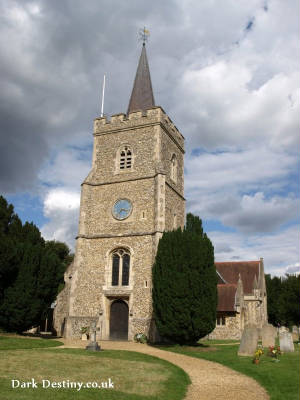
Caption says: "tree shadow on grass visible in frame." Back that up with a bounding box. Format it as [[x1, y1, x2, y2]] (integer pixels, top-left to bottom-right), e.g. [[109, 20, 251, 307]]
[[150, 342, 217, 352]]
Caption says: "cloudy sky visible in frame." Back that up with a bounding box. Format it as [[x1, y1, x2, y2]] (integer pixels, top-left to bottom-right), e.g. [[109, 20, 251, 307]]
[[1, 0, 299, 276]]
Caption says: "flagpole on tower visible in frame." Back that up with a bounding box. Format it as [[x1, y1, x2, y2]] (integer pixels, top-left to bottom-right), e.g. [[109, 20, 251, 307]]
[[100, 74, 106, 117]]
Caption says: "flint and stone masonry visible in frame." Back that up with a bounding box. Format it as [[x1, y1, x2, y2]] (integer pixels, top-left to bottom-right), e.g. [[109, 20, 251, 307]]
[[53, 43, 268, 341], [55, 106, 185, 340]]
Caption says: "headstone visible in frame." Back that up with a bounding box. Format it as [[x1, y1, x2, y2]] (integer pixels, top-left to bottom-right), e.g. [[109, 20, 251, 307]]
[[279, 326, 288, 334], [86, 321, 101, 351], [279, 331, 294, 352], [261, 324, 276, 348], [257, 327, 262, 341], [238, 325, 258, 356], [292, 326, 299, 342]]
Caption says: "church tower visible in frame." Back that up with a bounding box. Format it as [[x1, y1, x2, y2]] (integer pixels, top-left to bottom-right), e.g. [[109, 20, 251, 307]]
[[62, 41, 185, 340]]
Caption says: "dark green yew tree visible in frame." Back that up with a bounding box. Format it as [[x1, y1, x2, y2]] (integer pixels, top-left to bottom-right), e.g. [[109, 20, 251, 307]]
[[152, 213, 217, 344], [0, 196, 23, 304], [0, 196, 72, 332]]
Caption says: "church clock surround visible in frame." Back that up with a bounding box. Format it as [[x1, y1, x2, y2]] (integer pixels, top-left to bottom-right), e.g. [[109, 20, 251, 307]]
[[112, 199, 132, 220]]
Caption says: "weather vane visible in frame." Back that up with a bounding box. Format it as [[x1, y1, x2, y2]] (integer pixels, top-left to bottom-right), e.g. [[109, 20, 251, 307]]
[[139, 27, 150, 45]]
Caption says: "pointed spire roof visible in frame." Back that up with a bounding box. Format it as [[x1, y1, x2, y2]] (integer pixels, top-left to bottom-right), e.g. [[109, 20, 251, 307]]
[[127, 44, 155, 114], [253, 274, 258, 290]]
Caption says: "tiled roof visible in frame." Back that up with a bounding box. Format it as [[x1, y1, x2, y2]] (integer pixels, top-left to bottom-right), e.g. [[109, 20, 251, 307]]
[[217, 284, 237, 312], [215, 261, 259, 294]]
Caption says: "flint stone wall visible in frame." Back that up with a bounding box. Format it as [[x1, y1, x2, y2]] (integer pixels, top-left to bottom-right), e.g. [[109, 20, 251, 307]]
[[209, 313, 241, 340], [58, 107, 185, 340]]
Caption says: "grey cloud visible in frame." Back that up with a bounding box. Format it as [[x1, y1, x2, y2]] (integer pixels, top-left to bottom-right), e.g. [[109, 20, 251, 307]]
[[210, 225, 300, 276], [1, 0, 275, 194], [0, 0, 182, 193], [206, 196, 241, 216], [1, 1, 299, 277], [216, 244, 233, 253], [285, 265, 300, 275]]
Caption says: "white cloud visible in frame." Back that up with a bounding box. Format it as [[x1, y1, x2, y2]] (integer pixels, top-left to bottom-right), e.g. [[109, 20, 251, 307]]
[[186, 147, 297, 193], [285, 263, 300, 275], [170, 0, 300, 152], [43, 189, 80, 214], [39, 145, 91, 250], [213, 192, 298, 233], [174, 66, 299, 151], [210, 225, 300, 276], [39, 146, 92, 189], [41, 188, 80, 250], [185, 145, 299, 234], [0, 0, 298, 275]]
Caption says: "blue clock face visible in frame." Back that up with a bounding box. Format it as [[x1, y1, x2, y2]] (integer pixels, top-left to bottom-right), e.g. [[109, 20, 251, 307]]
[[112, 199, 132, 220]]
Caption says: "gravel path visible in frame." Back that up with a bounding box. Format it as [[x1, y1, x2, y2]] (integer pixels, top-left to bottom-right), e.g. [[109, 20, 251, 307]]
[[60, 339, 269, 400]]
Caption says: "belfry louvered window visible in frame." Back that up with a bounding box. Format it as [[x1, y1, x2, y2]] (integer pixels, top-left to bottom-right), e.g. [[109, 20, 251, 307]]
[[120, 147, 132, 170], [111, 249, 130, 286]]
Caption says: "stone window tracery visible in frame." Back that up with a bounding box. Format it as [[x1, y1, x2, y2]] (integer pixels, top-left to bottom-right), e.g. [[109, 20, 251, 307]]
[[111, 249, 130, 286]]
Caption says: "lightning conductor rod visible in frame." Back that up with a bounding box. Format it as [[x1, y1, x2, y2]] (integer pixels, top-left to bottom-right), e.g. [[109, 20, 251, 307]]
[[100, 74, 106, 117]]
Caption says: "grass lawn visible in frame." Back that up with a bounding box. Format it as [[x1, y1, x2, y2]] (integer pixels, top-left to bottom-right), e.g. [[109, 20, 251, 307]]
[[199, 339, 240, 345], [0, 336, 190, 400], [157, 342, 300, 400], [0, 335, 63, 350]]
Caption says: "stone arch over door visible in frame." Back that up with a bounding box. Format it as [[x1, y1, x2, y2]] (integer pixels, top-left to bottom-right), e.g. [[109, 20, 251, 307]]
[[110, 299, 129, 340]]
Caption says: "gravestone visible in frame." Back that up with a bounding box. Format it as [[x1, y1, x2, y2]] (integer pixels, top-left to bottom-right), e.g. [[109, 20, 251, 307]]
[[292, 326, 299, 342], [86, 321, 101, 351], [279, 331, 294, 352], [279, 326, 288, 334], [257, 327, 262, 341], [238, 325, 258, 356], [262, 324, 276, 348]]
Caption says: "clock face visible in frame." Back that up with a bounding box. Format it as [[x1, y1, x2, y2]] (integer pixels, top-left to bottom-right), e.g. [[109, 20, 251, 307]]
[[112, 199, 132, 220]]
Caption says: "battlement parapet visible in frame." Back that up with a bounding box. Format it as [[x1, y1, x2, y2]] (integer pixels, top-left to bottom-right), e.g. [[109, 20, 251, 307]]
[[93, 106, 184, 149]]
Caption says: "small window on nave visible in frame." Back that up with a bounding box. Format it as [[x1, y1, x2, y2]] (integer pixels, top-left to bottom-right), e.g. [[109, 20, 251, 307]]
[[216, 315, 226, 326], [111, 248, 131, 286], [120, 146, 132, 170]]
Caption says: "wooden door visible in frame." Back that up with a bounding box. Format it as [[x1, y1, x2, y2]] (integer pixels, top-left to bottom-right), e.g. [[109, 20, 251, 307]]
[[110, 300, 129, 340]]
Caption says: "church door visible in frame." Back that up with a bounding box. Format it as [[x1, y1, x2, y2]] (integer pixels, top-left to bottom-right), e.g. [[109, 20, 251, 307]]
[[110, 300, 129, 340]]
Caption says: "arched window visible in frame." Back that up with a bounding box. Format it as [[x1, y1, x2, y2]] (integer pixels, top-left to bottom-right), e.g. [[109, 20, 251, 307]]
[[171, 154, 177, 183], [111, 249, 130, 286], [120, 146, 132, 170]]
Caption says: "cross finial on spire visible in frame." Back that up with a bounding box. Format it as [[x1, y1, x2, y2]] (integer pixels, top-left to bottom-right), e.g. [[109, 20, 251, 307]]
[[139, 27, 150, 46]]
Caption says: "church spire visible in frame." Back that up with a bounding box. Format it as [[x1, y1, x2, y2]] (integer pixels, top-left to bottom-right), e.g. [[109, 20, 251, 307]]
[[127, 32, 155, 115]]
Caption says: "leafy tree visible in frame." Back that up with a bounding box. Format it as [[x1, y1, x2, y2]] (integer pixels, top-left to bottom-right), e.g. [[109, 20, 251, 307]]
[[266, 273, 300, 327], [278, 274, 300, 327], [45, 240, 74, 293], [0, 196, 23, 304], [152, 213, 217, 344], [265, 274, 282, 326], [0, 196, 72, 332]]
